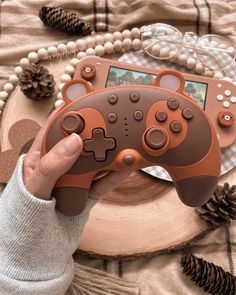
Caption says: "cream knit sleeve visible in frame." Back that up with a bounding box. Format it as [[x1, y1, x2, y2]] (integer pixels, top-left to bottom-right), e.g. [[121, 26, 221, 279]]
[[0, 154, 97, 295]]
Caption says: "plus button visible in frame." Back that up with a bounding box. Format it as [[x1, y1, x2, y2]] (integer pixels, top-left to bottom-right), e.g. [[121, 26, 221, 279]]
[[83, 128, 116, 161]]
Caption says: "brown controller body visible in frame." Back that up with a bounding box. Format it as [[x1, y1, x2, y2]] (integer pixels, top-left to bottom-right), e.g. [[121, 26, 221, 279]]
[[41, 72, 221, 216], [74, 56, 236, 149]]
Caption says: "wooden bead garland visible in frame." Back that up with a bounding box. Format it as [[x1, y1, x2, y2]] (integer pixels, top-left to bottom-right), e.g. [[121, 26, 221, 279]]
[[0, 26, 235, 116]]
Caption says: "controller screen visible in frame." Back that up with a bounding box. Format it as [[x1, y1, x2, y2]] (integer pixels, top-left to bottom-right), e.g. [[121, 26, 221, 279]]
[[106, 66, 208, 110]]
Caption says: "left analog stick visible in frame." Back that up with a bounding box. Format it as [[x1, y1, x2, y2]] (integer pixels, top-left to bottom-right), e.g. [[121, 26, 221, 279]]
[[61, 112, 85, 134]]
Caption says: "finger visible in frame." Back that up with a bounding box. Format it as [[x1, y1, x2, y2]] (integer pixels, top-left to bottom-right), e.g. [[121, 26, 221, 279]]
[[28, 103, 65, 154], [90, 170, 132, 199], [25, 133, 83, 200]]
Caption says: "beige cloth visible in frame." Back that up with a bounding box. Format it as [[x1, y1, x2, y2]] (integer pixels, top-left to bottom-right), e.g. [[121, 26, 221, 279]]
[[1, 0, 236, 294]]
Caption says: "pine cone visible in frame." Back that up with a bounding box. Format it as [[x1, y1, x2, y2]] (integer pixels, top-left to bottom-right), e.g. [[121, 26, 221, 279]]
[[39, 6, 93, 36], [19, 65, 55, 100], [196, 183, 236, 227], [181, 254, 236, 295]]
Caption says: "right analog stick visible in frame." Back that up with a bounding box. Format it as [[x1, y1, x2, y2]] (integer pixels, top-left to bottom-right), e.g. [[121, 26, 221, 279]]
[[145, 127, 168, 150], [61, 112, 85, 134]]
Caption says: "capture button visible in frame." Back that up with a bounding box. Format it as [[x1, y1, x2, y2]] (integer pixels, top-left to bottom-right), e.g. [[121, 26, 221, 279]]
[[155, 110, 167, 122], [108, 94, 118, 104], [170, 121, 182, 133], [217, 111, 235, 128], [145, 128, 168, 150], [182, 108, 193, 120], [130, 92, 140, 102], [61, 112, 85, 134], [80, 64, 96, 81], [167, 98, 179, 110]]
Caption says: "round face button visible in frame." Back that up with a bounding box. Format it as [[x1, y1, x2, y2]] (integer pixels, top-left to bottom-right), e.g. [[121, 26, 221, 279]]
[[61, 113, 85, 134], [107, 112, 117, 123], [108, 94, 118, 104], [167, 98, 179, 110], [217, 111, 235, 128], [155, 110, 168, 122], [133, 110, 143, 121], [170, 120, 182, 133], [129, 92, 140, 102], [145, 128, 168, 150], [224, 90, 231, 96], [216, 94, 224, 101], [230, 96, 236, 103], [182, 108, 193, 120], [80, 64, 96, 81], [223, 101, 230, 108]]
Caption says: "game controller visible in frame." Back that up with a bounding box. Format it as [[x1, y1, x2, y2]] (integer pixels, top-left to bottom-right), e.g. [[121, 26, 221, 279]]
[[74, 56, 236, 149], [41, 70, 221, 216]]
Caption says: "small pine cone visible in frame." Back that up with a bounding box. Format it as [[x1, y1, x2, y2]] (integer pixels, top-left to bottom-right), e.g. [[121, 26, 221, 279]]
[[19, 65, 55, 100], [181, 254, 236, 295], [196, 182, 236, 227], [39, 6, 93, 36]]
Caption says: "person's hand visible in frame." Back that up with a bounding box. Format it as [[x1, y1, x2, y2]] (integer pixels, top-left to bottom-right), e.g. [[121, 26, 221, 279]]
[[23, 105, 131, 201]]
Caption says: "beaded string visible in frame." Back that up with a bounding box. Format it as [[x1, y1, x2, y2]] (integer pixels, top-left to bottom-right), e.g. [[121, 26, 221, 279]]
[[0, 26, 234, 116]]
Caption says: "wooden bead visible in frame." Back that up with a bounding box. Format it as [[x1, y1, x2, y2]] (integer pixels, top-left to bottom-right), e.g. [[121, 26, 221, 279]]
[[104, 33, 113, 43], [48, 46, 57, 56], [55, 100, 64, 108], [9, 75, 19, 84], [3, 83, 14, 93], [76, 39, 86, 51], [38, 48, 48, 60], [28, 52, 39, 63], [123, 38, 132, 51], [58, 83, 65, 91], [66, 41, 76, 52], [57, 92, 63, 100], [177, 54, 187, 65], [169, 50, 178, 62], [20, 58, 30, 68], [0, 91, 8, 101], [160, 47, 170, 58], [113, 32, 122, 41], [204, 70, 214, 77], [86, 37, 96, 48], [114, 40, 123, 52], [213, 72, 224, 79], [186, 57, 196, 69], [70, 58, 79, 67], [131, 27, 140, 39], [57, 44, 67, 54], [95, 45, 105, 56], [61, 74, 71, 82], [195, 62, 205, 74], [14, 66, 23, 75], [104, 42, 114, 54], [95, 35, 104, 45], [132, 39, 142, 50], [85, 48, 96, 56], [65, 65, 75, 75], [77, 51, 87, 59], [122, 29, 131, 39], [151, 44, 160, 56]]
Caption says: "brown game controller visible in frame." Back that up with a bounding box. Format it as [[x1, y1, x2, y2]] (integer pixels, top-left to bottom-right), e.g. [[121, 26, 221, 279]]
[[41, 70, 221, 216], [74, 56, 236, 149]]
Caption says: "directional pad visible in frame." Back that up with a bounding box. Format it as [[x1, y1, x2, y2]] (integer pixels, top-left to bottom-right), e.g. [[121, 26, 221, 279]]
[[83, 128, 116, 161]]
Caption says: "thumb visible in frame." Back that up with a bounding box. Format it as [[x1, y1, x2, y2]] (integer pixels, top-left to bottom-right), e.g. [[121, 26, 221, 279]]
[[27, 133, 83, 200]]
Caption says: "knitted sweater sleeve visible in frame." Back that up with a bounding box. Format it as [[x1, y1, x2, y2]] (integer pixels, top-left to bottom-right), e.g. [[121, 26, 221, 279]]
[[0, 154, 97, 295]]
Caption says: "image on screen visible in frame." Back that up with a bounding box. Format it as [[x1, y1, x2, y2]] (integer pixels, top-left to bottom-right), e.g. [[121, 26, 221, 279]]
[[106, 66, 208, 110], [106, 66, 156, 86], [184, 81, 208, 109]]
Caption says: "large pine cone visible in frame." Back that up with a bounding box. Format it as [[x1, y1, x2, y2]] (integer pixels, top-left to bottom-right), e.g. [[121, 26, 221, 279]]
[[39, 6, 93, 36], [19, 65, 55, 100], [181, 253, 236, 295], [196, 183, 236, 227]]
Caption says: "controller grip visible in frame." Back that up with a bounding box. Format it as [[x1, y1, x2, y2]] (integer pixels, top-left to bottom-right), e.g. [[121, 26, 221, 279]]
[[174, 176, 218, 207], [53, 187, 89, 216]]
